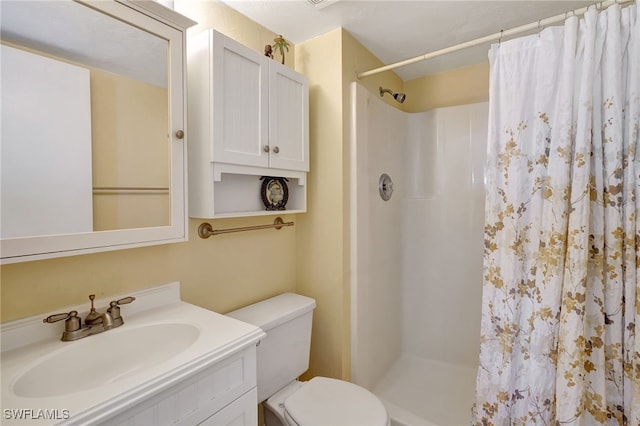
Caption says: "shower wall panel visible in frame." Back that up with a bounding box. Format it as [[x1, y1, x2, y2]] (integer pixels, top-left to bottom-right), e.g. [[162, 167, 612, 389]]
[[351, 81, 488, 390], [350, 83, 405, 390], [402, 103, 487, 367]]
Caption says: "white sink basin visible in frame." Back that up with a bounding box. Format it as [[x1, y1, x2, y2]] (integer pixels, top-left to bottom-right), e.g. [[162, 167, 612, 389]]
[[12, 323, 199, 398], [1, 283, 265, 426]]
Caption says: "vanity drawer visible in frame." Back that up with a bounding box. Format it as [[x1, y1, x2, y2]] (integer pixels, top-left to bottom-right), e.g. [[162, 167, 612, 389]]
[[105, 345, 257, 426], [198, 388, 257, 426]]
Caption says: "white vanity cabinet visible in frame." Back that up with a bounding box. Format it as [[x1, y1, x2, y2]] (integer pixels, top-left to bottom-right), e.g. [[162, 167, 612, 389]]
[[188, 29, 309, 218], [104, 346, 258, 426]]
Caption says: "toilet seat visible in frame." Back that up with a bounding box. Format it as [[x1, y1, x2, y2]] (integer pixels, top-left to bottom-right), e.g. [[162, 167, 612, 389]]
[[283, 377, 388, 426]]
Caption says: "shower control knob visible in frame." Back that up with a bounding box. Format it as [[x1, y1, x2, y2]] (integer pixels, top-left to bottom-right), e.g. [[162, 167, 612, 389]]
[[273, 146, 280, 154], [379, 173, 394, 201], [263, 145, 270, 153]]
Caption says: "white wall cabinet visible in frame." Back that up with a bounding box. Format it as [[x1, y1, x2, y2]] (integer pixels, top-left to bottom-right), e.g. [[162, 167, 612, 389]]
[[268, 63, 309, 171], [188, 29, 309, 218], [0, 0, 194, 264]]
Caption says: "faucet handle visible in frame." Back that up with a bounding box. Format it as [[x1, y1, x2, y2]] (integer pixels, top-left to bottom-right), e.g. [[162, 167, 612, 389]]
[[114, 296, 135, 305], [107, 296, 136, 312], [107, 296, 135, 326], [43, 310, 77, 323], [43, 310, 81, 332], [108, 296, 135, 313]]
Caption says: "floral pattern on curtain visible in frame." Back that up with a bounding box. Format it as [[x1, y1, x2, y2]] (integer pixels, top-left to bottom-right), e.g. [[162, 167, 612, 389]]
[[474, 3, 639, 425]]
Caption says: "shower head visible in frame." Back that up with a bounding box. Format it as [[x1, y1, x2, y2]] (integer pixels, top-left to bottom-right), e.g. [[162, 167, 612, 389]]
[[379, 86, 406, 104]]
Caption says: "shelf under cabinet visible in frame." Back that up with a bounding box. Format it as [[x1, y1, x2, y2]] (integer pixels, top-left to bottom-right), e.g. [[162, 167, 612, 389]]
[[208, 168, 306, 218]]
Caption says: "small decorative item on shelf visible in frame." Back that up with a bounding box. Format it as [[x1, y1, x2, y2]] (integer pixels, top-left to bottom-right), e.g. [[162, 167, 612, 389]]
[[264, 44, 273, 59], [271, 35, 290, 65], [260, 176, 289, 211]]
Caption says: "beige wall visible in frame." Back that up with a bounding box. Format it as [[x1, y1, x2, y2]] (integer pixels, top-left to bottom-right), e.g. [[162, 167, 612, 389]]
[[404, 62, 489, 112], [0, 0, 489, 387], [1, 215, 297, 321], [0, 1, 298, 323], [175, 0, 294, 69], [294, 29, 346, 380]]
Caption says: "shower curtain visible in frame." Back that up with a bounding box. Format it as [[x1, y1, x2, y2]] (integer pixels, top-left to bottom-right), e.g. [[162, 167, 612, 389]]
[[474, 3, 639, 425]]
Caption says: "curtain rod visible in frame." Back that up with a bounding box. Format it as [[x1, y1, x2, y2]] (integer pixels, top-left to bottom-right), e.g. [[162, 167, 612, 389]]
[[357, 0, 634, 79]]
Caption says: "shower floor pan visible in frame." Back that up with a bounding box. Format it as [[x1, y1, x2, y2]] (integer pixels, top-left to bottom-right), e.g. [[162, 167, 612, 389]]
[[373, 354, 477, 426]]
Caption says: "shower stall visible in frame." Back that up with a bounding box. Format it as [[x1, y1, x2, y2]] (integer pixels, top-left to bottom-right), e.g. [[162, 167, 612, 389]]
[[350, 82, 487, 426]]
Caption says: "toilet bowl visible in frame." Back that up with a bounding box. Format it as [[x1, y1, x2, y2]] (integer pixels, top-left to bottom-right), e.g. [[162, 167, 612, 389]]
[[227, 293, 388, 426]]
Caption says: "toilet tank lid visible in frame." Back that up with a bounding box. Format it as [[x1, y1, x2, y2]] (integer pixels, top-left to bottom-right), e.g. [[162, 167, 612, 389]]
[[226, 293, 316, 331]]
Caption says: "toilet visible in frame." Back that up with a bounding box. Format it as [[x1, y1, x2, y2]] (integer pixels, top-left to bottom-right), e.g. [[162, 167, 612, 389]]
[[227, 293, 389, 426]]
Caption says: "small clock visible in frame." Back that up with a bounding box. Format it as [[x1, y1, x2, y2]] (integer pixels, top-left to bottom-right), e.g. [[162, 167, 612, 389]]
[[260, 176, 289, 211]]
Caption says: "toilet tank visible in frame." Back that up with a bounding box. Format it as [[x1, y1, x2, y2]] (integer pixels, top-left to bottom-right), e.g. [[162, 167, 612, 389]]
[[226, 293, 316, 402]]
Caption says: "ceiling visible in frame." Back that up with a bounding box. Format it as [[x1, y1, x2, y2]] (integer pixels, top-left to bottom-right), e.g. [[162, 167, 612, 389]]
[[220, 0, 592, 81]]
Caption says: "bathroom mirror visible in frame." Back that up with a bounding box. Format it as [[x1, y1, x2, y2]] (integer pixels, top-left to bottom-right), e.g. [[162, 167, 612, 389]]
[[0, 0, 192, 263]]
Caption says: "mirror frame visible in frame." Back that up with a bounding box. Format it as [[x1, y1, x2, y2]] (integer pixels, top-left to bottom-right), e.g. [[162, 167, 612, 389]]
[[0, 0, 195, 264]]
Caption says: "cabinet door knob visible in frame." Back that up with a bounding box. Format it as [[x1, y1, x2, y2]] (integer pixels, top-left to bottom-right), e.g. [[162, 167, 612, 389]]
[[175, 130, 184, 139], [273, 146, 280, 154], [263, 145, 270, 153]]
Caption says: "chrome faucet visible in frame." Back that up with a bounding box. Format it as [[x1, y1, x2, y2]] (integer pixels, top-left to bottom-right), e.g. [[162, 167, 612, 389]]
[[43, 294, 135, 342]]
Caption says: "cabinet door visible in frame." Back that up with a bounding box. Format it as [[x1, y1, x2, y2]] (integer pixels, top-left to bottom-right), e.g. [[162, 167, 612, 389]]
[[269, 62, 309, 171], [213, 32, 269, 168], [0, 0, 192, 264]]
